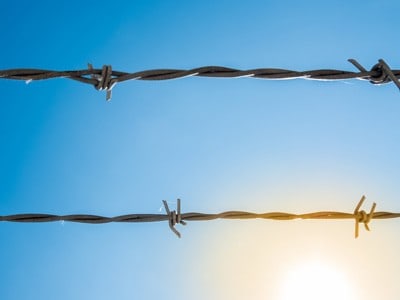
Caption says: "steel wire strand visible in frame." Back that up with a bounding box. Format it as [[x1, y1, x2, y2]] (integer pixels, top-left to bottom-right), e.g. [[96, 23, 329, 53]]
[[1, 196, 400, 238], [1, 59, 399, 100]]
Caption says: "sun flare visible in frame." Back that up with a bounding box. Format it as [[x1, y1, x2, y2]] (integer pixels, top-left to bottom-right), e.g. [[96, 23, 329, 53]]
[[280, 259, 356, 300]]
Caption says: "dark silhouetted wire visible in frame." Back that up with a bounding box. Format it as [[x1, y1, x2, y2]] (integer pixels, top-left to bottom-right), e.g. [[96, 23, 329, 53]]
[[1, 197, 399, 238], [1, 59, 399, 100]]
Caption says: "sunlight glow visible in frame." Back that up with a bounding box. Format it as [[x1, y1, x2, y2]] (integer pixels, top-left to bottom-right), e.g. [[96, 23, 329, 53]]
[[280, 259, 357, 300]]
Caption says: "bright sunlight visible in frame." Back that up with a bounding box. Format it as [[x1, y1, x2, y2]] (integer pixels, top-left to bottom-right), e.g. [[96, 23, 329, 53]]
[[279, 259, 357, 300]]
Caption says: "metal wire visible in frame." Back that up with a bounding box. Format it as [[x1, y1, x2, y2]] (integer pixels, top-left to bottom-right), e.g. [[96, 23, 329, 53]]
[[1, 59, 399, 100], [2, 196, 399, 238]]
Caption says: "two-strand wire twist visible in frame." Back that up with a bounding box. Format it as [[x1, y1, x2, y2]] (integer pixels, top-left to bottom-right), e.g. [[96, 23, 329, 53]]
[[1, 59, 399, 100], [1, 196, 400, 238]]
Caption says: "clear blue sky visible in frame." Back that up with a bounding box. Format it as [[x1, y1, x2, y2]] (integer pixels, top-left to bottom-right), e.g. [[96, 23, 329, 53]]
[[1, 1, 400, 299]]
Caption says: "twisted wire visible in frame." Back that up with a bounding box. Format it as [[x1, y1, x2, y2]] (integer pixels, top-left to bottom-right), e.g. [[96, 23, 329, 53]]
[[1, 59, 399, 100], [2, 197, 400, 238]]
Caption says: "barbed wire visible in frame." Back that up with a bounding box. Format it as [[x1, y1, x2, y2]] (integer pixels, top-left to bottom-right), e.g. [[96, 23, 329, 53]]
[[2, 196, 399, 238], [1, 59, 399, 100]]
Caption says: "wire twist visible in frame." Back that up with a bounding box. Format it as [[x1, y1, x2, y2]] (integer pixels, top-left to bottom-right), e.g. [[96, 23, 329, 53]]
[[1, 59, 399, 100], [1, 196, 400, 238]]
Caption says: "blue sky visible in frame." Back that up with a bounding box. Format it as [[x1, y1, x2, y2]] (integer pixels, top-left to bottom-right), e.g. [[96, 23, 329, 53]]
[[1, 1, 400, 299]]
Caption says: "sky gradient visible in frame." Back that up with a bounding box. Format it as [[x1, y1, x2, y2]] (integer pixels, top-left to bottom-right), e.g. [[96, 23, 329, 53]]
[[1, 1, 400, 299]]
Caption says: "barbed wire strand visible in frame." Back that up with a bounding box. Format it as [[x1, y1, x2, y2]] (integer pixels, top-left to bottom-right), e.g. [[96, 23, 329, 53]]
[[1, 196, 400, 238], [1, 59, 399, 100]]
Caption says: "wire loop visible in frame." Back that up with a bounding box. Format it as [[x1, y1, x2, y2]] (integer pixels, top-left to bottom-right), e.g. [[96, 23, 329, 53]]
[[369, 62, 391, 85], [377, 59, 400, 90]]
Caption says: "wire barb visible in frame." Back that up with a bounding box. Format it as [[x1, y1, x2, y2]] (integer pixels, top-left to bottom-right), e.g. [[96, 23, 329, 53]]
[[1, 59, 400, 99], [348, 58, 400, 88], [88, 64, 116, 100], [353, 195, 376, 238], [162, 199, 186, 238]]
